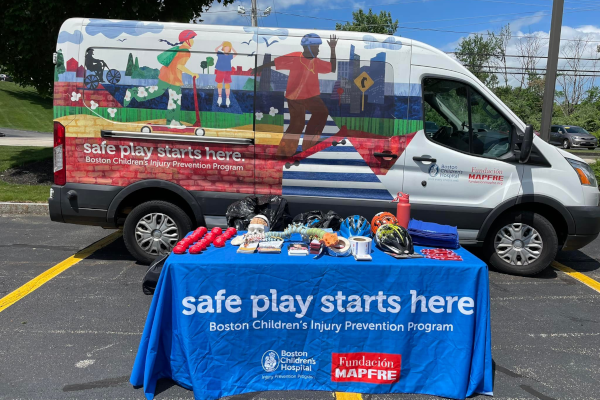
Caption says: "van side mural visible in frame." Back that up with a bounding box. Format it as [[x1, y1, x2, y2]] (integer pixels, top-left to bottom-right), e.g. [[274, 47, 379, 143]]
[[54, 20, 422, 200], [124, 30, 199, 127]]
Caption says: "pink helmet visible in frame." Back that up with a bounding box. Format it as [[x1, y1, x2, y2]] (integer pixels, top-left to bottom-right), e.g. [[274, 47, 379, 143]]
[[179, 30, 197, 44]]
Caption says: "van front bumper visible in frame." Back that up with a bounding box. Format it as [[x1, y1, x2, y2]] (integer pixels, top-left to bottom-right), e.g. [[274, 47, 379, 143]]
[[563, 206, 600, 251]]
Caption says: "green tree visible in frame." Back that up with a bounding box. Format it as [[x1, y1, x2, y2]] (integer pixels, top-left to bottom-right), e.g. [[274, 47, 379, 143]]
[[454, 32, 503, 88], [335, 8, 398, 35], [125, 53, 134, 76], [206, 57, 214, 74], [200, 60, 207, 74], [54, 49, 65, 82], [0, 0, 234, 95], [134, 57, 140, 74]]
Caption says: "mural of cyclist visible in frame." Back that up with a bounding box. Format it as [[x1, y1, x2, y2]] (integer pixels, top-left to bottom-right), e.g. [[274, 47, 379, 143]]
[[254, 33, 337, 157], [124, 30, 199, 127]]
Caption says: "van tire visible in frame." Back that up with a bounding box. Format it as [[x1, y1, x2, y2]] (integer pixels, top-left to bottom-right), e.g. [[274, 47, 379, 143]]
[[123, 200, 192, 264], [485, 211, 557, 276], [563, 139, 571, 149]]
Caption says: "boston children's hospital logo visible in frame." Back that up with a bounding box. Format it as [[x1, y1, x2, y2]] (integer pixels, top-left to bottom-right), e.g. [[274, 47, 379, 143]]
[[262, 350, 280, 372]]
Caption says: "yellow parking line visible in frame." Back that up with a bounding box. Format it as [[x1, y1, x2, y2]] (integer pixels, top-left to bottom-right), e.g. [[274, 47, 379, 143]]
[[335, 392, 363, 400], [552, 261, 600, 293], [0, 231, 122, 313]]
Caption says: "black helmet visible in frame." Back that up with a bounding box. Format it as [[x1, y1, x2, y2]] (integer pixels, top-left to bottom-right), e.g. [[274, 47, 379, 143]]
[[374, 224, 414, 255]]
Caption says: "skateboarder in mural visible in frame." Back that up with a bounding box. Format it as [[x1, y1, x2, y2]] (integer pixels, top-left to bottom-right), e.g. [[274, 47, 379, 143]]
[[123, 30, 199, 127], [254, 33, 338, 157], [214, 41, 238, 107]]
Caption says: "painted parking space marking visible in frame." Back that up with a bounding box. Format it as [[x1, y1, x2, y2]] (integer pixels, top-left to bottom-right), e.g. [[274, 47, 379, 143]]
[[0, 231, 122, 313], [552, 261, 600, 293], [335, 392, 363, 400]]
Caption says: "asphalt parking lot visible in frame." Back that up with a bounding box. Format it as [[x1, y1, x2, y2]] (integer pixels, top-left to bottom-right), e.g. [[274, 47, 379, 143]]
[[0, 215, 599, 400]]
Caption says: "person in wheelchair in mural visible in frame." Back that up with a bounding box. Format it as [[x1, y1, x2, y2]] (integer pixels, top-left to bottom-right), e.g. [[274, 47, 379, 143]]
[[84, 49, 121, 89], [254, 33, 337, 157], [85, 49, 108, 82]]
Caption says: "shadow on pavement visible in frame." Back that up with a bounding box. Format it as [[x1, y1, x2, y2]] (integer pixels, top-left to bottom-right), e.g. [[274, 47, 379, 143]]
[[556, 249, 600, 273]]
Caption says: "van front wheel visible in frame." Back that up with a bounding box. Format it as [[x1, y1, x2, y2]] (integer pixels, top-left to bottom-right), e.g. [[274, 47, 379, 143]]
[[123, 200, 192, 264], [485, 211, 557, 276]]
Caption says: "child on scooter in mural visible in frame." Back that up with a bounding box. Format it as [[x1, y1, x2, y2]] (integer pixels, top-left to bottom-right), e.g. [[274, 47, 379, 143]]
[[214, 41, 237, 107], [124, 30, 199, 127]]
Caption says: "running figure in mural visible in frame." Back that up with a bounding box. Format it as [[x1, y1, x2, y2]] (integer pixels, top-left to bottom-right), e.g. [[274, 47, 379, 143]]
[[123, 30, 199, 127], [254, 34, 338, 157], [215, 41, 238, 107]]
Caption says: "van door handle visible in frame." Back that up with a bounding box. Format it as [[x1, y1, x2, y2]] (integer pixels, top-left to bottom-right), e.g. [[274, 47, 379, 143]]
[[413, 156, 437, 163], [374, 152, 398, 159]]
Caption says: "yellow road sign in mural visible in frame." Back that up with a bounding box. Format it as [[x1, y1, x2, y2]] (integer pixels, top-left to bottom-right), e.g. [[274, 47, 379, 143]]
[[354, 72, 374, 111]]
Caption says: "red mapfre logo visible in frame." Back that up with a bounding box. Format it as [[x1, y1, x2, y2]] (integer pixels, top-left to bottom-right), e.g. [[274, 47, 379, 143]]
[[331, 352, 401, 384]]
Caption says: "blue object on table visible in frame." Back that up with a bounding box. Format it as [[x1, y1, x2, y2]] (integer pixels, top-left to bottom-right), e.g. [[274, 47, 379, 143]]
[[131, 233, 492, 400], [408, 219, 460, 249]]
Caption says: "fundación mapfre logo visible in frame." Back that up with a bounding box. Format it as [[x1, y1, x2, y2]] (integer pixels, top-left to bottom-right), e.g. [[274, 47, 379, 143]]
[[331, 352, 401, 384], [262, 350, 280, 372]]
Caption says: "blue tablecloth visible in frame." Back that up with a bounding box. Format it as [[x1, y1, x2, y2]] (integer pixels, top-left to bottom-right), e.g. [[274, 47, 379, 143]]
[[131, 237, 492, 400]]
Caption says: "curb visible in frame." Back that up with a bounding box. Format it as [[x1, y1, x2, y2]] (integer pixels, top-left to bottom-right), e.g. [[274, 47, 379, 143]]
[[0, 202, 49, 216]]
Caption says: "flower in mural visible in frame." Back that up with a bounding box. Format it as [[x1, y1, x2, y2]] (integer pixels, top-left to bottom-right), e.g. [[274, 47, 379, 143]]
[[148, 86, 158, 93], [90, 100, 99, 110], [70, 92, 81, 102], [107, 108, 117, 118], [137, 87, 148, 98], [124, 90, 132, 102], [167, 89, 182, 110], [269, 107, 279, 117], [255, 112, 264, 121]]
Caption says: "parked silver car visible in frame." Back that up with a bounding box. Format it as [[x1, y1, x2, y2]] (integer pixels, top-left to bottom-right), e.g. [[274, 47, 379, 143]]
[[549, 125, 597, 150]]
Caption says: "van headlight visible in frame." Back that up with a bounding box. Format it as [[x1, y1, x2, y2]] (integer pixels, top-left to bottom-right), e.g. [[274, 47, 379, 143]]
[[567, 158, 597, 187]]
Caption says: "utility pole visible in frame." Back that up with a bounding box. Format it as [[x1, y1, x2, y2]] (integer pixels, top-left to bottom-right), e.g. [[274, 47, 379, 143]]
[[540, 0, 564, 142], [251, 0, 258, 27], [238, 1, 271, 27]]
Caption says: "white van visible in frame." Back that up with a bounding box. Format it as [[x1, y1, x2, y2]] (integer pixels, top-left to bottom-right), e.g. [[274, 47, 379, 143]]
[[49, 18, 600, 274]]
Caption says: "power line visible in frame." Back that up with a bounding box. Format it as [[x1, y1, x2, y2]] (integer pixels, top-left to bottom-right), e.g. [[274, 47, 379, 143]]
[[275, 10, 600, 43], [447, 53, 600, 61]]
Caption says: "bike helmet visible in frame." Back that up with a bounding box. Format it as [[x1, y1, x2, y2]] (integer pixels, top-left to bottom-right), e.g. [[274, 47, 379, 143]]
[[340, 215, 372, 238], [374, 224, 414, 255], [179, 30, 197, 44], [300, 33, 322, 46], [371, 212, 398, 235]]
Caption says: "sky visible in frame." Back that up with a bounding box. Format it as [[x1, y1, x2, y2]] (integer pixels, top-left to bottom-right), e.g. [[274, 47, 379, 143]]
[[197, 0, 600, 87]]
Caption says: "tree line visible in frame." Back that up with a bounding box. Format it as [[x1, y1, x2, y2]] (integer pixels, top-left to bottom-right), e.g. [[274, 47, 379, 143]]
[[454, 24, 600, 136]]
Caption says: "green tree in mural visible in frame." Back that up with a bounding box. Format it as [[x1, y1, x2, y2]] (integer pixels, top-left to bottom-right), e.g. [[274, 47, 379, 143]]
[[0, 0, 234, 95], [335, 8, 398, 35], [125, 53, 134, 76], [206, 57, 214, 74], [54, 49, 66, 81], [134, 57, 140, 74], [200, 60, 207, 74]]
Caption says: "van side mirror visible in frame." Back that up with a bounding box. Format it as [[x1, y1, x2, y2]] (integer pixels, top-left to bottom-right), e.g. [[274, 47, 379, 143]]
[[520, 125, 534, 163]]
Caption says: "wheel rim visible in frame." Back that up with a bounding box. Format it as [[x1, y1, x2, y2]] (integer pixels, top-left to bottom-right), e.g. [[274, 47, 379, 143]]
[[135, 213, 179, 256], [563, 140, 569, 148], [494, 223, 543, 266]]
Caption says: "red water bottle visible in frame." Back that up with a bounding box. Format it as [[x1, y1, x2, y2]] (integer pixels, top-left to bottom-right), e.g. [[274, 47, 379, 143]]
[[393, 192, 410, 229]]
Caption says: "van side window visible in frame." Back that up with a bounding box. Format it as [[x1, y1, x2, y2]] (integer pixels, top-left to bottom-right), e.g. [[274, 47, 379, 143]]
[[423, 78, 512, 158], [551, 126, 559, 133]]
